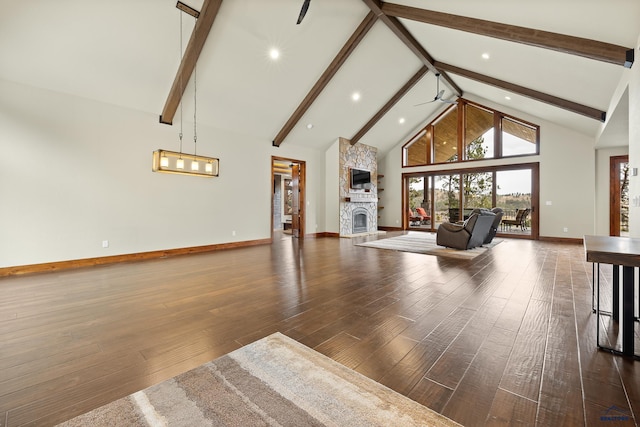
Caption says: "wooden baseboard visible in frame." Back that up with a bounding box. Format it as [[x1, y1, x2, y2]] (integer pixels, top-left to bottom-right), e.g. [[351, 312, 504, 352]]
[[539, 236, 583, 244], [378, 226, 402, 232], [0, 238, 272, 277], [313, 232, 340, 238]]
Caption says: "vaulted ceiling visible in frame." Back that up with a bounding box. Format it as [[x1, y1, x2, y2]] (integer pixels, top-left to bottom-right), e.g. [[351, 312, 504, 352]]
[[1, 0, 638, 156]]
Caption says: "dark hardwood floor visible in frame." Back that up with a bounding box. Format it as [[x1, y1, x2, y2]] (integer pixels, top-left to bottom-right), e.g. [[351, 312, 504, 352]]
[[1, 232, 639, 426]]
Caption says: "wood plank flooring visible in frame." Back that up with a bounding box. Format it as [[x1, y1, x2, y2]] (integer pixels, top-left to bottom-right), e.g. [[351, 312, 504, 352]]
[[1, 233, 639, 426]]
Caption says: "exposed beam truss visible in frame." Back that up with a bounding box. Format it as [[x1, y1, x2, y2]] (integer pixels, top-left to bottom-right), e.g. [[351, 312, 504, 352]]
[[272, 11, 377, 146], [435, 61, 606, 122], [382, 2, 634, 68], [361, 0, 462, 97], [350, 66, 429, 145], [159, 0, 223, 125]]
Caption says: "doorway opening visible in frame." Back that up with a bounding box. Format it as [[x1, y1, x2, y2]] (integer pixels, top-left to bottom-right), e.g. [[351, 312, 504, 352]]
[[610, 155, 629, 236], [272, 157, 305, 239]]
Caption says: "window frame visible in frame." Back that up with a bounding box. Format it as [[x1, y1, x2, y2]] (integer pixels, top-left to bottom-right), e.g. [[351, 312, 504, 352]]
[[401, 99, 540, 168]]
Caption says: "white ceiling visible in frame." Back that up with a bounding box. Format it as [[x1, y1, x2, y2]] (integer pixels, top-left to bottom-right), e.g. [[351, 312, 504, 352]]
[[1, 0, 638, 156]]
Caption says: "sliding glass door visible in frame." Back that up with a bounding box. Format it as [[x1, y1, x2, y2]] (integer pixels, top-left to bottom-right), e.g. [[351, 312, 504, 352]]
[[404, 163, 538, 238], [495, 169, 533, 236]]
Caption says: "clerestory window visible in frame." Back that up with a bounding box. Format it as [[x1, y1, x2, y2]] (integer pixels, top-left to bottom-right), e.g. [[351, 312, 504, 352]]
[[402, 99, 539, 167]]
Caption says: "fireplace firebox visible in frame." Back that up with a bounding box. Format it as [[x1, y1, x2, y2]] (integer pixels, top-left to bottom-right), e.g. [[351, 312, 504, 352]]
[[352, 208, 368, 234]]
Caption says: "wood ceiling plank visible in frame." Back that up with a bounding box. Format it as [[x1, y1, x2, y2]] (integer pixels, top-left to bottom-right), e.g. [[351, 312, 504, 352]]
[[350, 66, 429, 145], [435, 61, 606, 122], [159, 0, 223, 125], [361, 0, 462, 97], [272, 12, 377, 147], [382, 2, 634, 68]]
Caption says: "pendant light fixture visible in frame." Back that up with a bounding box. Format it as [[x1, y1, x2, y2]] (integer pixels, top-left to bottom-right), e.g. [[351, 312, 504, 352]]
[[152, 5, 218, 178]]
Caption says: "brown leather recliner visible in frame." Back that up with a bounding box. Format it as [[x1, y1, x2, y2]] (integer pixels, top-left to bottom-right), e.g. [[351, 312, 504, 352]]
[[485, 207, 504, 244], [436, 210, 496, 250]]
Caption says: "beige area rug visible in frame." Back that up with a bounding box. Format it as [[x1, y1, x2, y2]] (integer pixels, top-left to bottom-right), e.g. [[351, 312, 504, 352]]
[[356, 231, 500, 260], [57, 332, 460, 427]]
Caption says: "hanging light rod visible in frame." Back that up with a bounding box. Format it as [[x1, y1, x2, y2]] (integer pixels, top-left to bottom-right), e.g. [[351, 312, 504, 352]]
[[176, 1, 200, 18]]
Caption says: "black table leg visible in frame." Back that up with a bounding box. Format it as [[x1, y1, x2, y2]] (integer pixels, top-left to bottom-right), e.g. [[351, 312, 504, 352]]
[[622, 265, 635, 357], [613, 265, 620, 321]]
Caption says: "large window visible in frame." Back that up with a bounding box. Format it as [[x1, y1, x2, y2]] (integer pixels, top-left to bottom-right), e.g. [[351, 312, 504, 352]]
[[433, 106, 459, 163], [402, 99, 539, 167], [404, 164, 538, 238]]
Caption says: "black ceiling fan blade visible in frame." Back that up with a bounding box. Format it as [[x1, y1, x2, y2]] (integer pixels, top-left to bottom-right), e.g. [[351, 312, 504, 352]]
[[296, 0, 310, 24]]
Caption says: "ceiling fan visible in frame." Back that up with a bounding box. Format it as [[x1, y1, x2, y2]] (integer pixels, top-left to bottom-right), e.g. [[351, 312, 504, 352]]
[[415, 73, 457, 106], [296, 0, 310, 25]]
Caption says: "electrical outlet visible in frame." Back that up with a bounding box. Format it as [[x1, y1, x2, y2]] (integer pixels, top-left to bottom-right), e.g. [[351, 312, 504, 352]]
[[102, 240, 109, 248], [232, 230, 236, 236], [563, 227, 568, 233]]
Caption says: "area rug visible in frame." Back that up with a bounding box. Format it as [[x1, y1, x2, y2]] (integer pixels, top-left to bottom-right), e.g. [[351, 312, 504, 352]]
[[57, 332, 460, 426], [356, 231, 500, 260]]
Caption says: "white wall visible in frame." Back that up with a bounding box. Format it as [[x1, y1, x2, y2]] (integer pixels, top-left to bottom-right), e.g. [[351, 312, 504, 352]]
[[629, 41, 640, 237], [324, 139, 339, 234], [0, 79, 326, 268], [378, 94, 597, 239], [379, 147, 403, 228]]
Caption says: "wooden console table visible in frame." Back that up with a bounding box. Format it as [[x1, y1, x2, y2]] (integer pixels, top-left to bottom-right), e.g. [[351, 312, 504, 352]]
[[584, 235, 640, 358]]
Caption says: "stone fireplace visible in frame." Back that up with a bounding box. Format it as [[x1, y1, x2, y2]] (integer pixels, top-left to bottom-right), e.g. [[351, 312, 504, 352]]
[[352, 208, 368, 234], [338, 138, 379, 236]]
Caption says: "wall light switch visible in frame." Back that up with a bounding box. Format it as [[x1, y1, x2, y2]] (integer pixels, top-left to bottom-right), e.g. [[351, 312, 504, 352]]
[[545, 201, 552, 206]]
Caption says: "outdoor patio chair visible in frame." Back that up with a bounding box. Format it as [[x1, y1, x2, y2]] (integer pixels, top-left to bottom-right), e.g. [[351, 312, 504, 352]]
[[408, 209, 423, 226], [502, 208, 530, 231], [415, 207, 431, 224]]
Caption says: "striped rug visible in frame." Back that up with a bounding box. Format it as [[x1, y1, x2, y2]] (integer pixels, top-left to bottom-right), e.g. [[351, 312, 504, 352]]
[[57, 333, 460, 426], [356, 232, 500, 260]]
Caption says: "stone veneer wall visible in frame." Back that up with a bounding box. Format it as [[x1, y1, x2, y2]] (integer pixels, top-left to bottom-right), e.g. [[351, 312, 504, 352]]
[[339, 138, 378, 236]]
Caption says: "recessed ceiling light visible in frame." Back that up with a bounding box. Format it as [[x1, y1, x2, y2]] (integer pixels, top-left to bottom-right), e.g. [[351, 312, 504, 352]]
[[306, 123, 313, 129], [269, 48, 280, 60], [481, 53, 490, 60], [351, 92, 361, 102], [398, 117, 405, 124], [505, 96, 511, 100]]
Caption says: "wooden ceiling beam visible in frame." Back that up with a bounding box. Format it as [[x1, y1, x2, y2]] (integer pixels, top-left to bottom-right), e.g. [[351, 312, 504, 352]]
[[159, 0, 223, 125], [351, 66, 429, 145], [361, 0, 462, 97], [435, 61, 606, 122], [272, 11, 377, 147], [382, 2, 634, 68]]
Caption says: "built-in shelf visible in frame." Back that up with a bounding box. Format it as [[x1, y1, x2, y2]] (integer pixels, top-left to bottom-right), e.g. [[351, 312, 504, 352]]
[[377, 175, 384, 229]]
